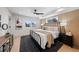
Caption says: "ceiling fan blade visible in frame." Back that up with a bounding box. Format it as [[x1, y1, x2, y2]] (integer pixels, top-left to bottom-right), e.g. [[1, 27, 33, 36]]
[[33, 9, 44, 15], [33, 12, 44, 15]]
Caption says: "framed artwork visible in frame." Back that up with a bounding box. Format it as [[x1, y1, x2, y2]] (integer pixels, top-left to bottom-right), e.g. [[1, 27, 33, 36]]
[[25, 19, 36, 27], [15, 17, 22, 30]]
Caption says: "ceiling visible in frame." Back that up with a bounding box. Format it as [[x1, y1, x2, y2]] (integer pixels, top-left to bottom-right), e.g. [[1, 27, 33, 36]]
[[7, 7, 58, 17], [7, 7, 79, 18]]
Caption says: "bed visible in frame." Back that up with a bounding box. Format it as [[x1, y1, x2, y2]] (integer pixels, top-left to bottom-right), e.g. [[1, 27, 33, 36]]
[[20, 34, 79, 52], [29, 28, 79, 52], [30, 28, 59, 50]]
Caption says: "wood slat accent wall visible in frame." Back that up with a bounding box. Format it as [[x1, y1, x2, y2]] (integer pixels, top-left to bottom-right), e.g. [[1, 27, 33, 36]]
[[58, 9, 79, 49]]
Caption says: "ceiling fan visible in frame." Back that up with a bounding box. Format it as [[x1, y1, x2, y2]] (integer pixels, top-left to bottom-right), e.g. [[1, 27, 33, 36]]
[[33, 9, 44, 15]]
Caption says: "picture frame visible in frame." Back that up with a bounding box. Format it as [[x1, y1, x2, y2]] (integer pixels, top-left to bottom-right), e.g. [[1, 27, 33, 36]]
[[25, 19, 36, 27]]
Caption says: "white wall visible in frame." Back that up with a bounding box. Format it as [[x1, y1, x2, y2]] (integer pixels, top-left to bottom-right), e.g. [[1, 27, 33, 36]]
[[0, 7, 11, 36], [0, 8, 41, 37], [9, 14, 41, 37]]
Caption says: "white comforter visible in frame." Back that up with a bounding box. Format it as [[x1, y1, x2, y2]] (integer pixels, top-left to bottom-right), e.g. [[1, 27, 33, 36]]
[[31, 29, 59, 49], [35, 31, 48, 49]]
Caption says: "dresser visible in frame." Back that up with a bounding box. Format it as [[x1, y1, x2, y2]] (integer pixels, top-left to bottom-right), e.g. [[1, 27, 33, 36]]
[[55, 33, 73, 47], [0, 34, 13, 52]]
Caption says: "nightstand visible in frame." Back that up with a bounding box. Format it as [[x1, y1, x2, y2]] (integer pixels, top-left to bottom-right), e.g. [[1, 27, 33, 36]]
[[55, 33, 73, 47]]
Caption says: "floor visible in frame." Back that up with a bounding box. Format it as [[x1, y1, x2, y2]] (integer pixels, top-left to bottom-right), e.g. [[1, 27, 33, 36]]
[[11, 36, 21, 52], [11, 35, 63, 52], [10, 35, 79, 52]]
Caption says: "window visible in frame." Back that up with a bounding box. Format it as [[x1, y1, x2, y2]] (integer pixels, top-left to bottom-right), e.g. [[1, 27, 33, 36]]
[[47, 16, 58, 24]]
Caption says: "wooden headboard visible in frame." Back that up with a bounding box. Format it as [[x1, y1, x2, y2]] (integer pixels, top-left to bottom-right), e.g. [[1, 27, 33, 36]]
[[42, 22, 60, 31]]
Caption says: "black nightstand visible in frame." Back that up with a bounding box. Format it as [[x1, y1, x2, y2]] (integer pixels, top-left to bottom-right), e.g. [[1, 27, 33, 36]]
[[55, 33, 73, 47]]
